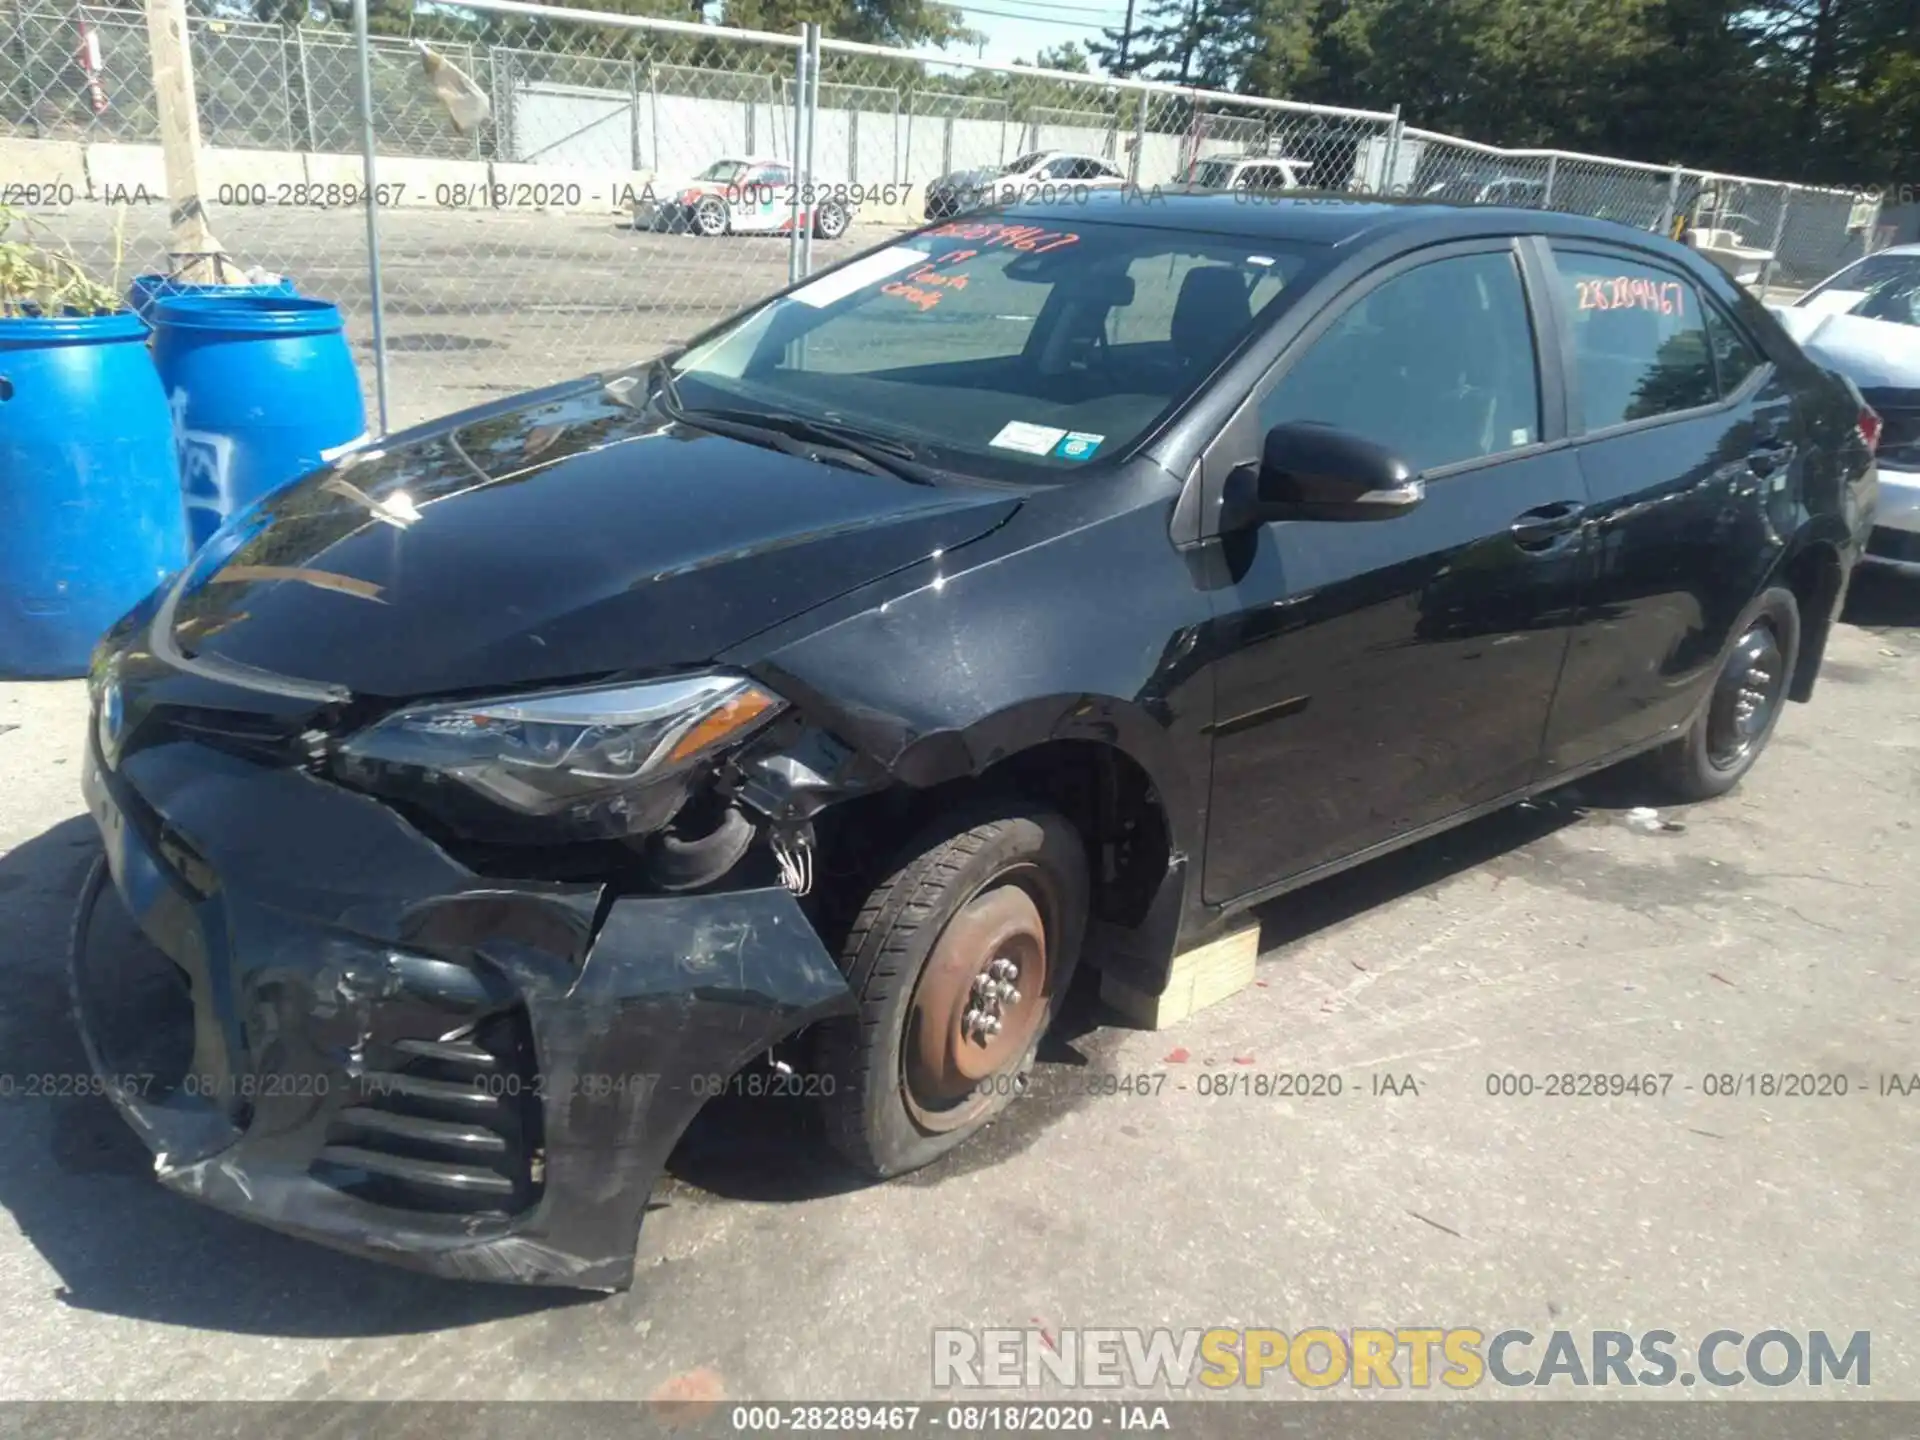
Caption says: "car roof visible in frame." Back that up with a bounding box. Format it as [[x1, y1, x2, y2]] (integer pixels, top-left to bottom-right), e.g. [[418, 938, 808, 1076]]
[[986, 188, 1698, 253], [1203, 154, 1312, 166]]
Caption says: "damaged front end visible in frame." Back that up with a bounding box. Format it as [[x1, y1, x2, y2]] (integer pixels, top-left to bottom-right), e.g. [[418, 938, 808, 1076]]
[[74, 640, 860, 1290]]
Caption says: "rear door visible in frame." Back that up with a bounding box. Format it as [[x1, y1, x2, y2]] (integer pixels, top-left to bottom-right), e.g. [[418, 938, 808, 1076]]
[[1534, 241, 1794, 777], [1201, 240, 1588, 902], [732, 163, 791, 233]]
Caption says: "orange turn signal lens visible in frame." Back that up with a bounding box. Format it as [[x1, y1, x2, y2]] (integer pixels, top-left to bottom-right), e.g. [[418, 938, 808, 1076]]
[[667, 686, 780, 764]]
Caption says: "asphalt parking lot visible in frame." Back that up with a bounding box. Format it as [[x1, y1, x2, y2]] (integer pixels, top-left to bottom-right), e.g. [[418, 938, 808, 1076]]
[[1, 564, 1916, 1406]]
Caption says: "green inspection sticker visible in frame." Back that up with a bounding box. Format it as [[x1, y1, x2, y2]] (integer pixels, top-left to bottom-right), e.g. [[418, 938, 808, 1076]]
[[1054, 431, 1104, 461]]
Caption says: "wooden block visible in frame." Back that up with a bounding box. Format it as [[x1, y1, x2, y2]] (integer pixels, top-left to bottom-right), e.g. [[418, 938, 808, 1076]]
[[1099, 924, 1259, 1030]]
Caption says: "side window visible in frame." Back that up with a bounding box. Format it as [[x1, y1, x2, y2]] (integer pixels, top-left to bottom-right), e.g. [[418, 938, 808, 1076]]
[[1041, 157, 1077, 180], [1703, 303, 1763, 397], [1244, 166, 1286, 193], [1258, 250, 1542, 476], [754, 165, 791, 189], [1554, 250, 1717, 427]]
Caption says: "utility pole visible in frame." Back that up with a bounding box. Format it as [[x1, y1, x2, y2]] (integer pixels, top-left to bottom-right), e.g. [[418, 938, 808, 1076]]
[[146, 0, 229, 283], [1116, 0, 1136, 75]]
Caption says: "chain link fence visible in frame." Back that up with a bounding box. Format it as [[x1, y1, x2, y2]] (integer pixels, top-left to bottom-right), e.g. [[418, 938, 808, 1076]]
[[1, 0, 1886, 430]]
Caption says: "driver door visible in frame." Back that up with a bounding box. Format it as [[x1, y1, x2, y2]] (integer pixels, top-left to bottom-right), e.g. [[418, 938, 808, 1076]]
[[732, 163, 791, 233], [1201, 240, 1589, 903]]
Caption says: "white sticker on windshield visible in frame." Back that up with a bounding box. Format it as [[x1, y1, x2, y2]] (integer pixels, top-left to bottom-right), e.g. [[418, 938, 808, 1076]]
[[990, 421, 1068, 455], [788, 247, 928, 308]]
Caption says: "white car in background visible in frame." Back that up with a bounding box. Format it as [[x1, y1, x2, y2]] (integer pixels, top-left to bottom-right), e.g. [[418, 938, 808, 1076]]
[[922, 150, 1128, 219], [633, 156, 852, 240], [1773, 244, 1920, 567], [1186, 153, 1314, 193]]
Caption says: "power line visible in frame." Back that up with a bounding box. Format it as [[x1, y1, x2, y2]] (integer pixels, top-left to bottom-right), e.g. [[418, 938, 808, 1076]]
[[956, 3, 1127, 25], [964, 0, 1130, 15]]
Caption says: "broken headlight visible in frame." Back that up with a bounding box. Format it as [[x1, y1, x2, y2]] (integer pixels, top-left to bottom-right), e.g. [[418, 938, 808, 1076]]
[[335, 673, 783, 842]]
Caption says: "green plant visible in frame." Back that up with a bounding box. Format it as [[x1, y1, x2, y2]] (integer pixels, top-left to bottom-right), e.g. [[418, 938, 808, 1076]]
[[0, 204, 126, 319]]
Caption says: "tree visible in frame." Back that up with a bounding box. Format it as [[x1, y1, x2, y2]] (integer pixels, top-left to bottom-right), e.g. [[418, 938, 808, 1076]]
[[718, 0, 974, 47], [1020, 41, 1092, 72]]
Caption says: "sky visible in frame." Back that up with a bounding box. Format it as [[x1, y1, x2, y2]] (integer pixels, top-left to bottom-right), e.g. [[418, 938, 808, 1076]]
[[911, 0, 1130, 68]]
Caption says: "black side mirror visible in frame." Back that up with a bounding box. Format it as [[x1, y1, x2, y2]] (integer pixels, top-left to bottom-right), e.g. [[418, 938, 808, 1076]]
[[1224, 422, 1423, 527]]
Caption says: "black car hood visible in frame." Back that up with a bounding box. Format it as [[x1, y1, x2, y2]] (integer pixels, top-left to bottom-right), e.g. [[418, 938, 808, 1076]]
[[158, 376, 1019, 699]]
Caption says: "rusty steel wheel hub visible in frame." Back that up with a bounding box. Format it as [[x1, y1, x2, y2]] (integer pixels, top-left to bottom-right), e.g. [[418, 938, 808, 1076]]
[[902, 878, 1049, 1133]]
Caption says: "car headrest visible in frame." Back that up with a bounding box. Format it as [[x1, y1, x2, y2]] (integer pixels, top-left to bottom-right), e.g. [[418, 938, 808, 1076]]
[[1171, 266, 1253, 367]]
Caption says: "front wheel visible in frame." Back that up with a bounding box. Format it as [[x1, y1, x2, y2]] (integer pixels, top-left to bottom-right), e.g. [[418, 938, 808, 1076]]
[[816, 805, 1088, 1178], [692, 196, 729, 237], [1650, 586, 1800, 801]]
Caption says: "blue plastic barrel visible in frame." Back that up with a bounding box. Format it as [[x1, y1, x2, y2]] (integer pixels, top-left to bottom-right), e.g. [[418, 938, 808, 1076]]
[[0, 311, 189, 678], [127, 272, 297, 326], [150, 294, 367, 551]]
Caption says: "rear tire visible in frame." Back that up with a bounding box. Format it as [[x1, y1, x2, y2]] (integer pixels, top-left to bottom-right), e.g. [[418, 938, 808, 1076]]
[[1649, 586, 1800, 801], [812, 200, 850, 240], [816, 804, 1088, 1179]]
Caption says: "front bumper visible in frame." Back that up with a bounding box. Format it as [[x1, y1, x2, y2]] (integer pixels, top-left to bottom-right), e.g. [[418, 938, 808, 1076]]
[[75, 729, 853, 1289], [1865, 465, 1920, 566]]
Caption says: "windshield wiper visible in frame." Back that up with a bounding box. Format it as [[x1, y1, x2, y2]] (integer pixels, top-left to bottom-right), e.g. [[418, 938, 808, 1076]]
[[677, 405, 940, 485]]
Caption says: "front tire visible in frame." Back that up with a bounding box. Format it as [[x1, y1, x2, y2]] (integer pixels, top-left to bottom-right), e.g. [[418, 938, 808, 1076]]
[[816, 804, 1089, 1178], [1650, 586, 1800, 801], [693, 196, 729, 237]]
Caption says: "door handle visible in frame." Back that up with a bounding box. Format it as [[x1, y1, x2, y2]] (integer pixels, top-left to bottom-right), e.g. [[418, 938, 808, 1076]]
[[1748, 439, 1796, 477], [1509, 500, 1587, 549]]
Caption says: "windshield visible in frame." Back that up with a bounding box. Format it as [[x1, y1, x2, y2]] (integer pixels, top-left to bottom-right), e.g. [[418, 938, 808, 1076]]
[[1191, 160, 1236, 187], [696, 160, 750, 183], [1003, 153, 1048, 175], [1799, 253, 1920, 328], [670, 217, 1319, 478]]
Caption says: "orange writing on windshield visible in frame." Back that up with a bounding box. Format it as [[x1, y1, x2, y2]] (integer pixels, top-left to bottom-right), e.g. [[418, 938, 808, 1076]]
[[881, 262, 974, 311], [927, 220, 1080, 254], [1577, 276, 1684, 316]]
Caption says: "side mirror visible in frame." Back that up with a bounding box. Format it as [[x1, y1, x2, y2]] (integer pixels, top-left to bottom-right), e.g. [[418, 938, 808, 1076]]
[[1224, 422, 1423, 527]]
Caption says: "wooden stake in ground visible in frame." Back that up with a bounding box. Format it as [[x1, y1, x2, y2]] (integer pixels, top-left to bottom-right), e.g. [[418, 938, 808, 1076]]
[[145, 0, 230, 284]]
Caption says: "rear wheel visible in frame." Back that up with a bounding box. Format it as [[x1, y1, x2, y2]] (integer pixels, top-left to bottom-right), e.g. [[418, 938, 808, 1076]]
[[1650, 586, 1799, 801], [812, 200, 850, 240], [816, 804, 1088, 1178]]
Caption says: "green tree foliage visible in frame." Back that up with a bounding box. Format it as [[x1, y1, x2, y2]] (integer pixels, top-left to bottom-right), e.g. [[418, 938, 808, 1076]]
[[1091, 0, 1913, 186]]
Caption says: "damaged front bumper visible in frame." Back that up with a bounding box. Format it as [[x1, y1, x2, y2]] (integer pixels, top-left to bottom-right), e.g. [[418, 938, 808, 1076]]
[[74, 729, 854, 1290]]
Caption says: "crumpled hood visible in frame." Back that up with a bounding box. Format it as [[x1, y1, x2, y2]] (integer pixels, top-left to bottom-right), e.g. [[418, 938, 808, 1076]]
[[1770, 303, 1920, 390], [158, 375, 1018, 699]]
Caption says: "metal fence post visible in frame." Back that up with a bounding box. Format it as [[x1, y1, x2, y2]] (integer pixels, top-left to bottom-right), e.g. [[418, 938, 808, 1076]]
[[800, 22, 821, 276], [1758, 185, 1791, 293], [351, 0, 389, 435], [628, 57, 641, 170], [1659, 163, 1683, 236], [1380, 103, 1402, 195], [1542, 153, 1557, 209], [293, 25, 315, 151], [1129, 93, 1147, 189], [786, 24, 808, 284]]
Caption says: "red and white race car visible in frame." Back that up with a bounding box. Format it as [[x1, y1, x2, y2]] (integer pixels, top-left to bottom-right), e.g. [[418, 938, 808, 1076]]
[[632, 156, 851, 239]]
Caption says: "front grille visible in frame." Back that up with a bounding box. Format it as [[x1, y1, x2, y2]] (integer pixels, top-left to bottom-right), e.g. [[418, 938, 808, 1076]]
[[312, 1008, 545, 1216], [1869, 526, 1920, 564]]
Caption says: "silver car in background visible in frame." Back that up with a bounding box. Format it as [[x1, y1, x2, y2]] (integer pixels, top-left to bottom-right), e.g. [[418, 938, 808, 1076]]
[[1773, 245, 1920, 567]]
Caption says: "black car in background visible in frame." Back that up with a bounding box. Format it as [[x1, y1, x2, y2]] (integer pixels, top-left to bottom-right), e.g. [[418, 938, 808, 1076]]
[[76, 195, 1876, 1290]]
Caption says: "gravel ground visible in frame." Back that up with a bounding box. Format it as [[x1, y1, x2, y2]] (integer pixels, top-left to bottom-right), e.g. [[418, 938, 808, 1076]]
[[0, 567, 1916, 1408]]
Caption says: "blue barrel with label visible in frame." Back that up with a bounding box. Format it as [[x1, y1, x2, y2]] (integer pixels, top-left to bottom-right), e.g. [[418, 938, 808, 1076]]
[[0, 310, 189, 678], [150, 294, 367, 551], [127, 272, 297, 326]]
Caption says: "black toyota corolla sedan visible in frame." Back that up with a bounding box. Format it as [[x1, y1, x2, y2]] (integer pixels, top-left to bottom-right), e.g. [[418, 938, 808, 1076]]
[[75, 193, 1876, 1289]]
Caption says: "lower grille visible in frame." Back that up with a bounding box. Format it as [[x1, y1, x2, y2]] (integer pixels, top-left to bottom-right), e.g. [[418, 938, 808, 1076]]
[[312, 1009, 545, 1216], [1869, 526, 1920, 564]]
